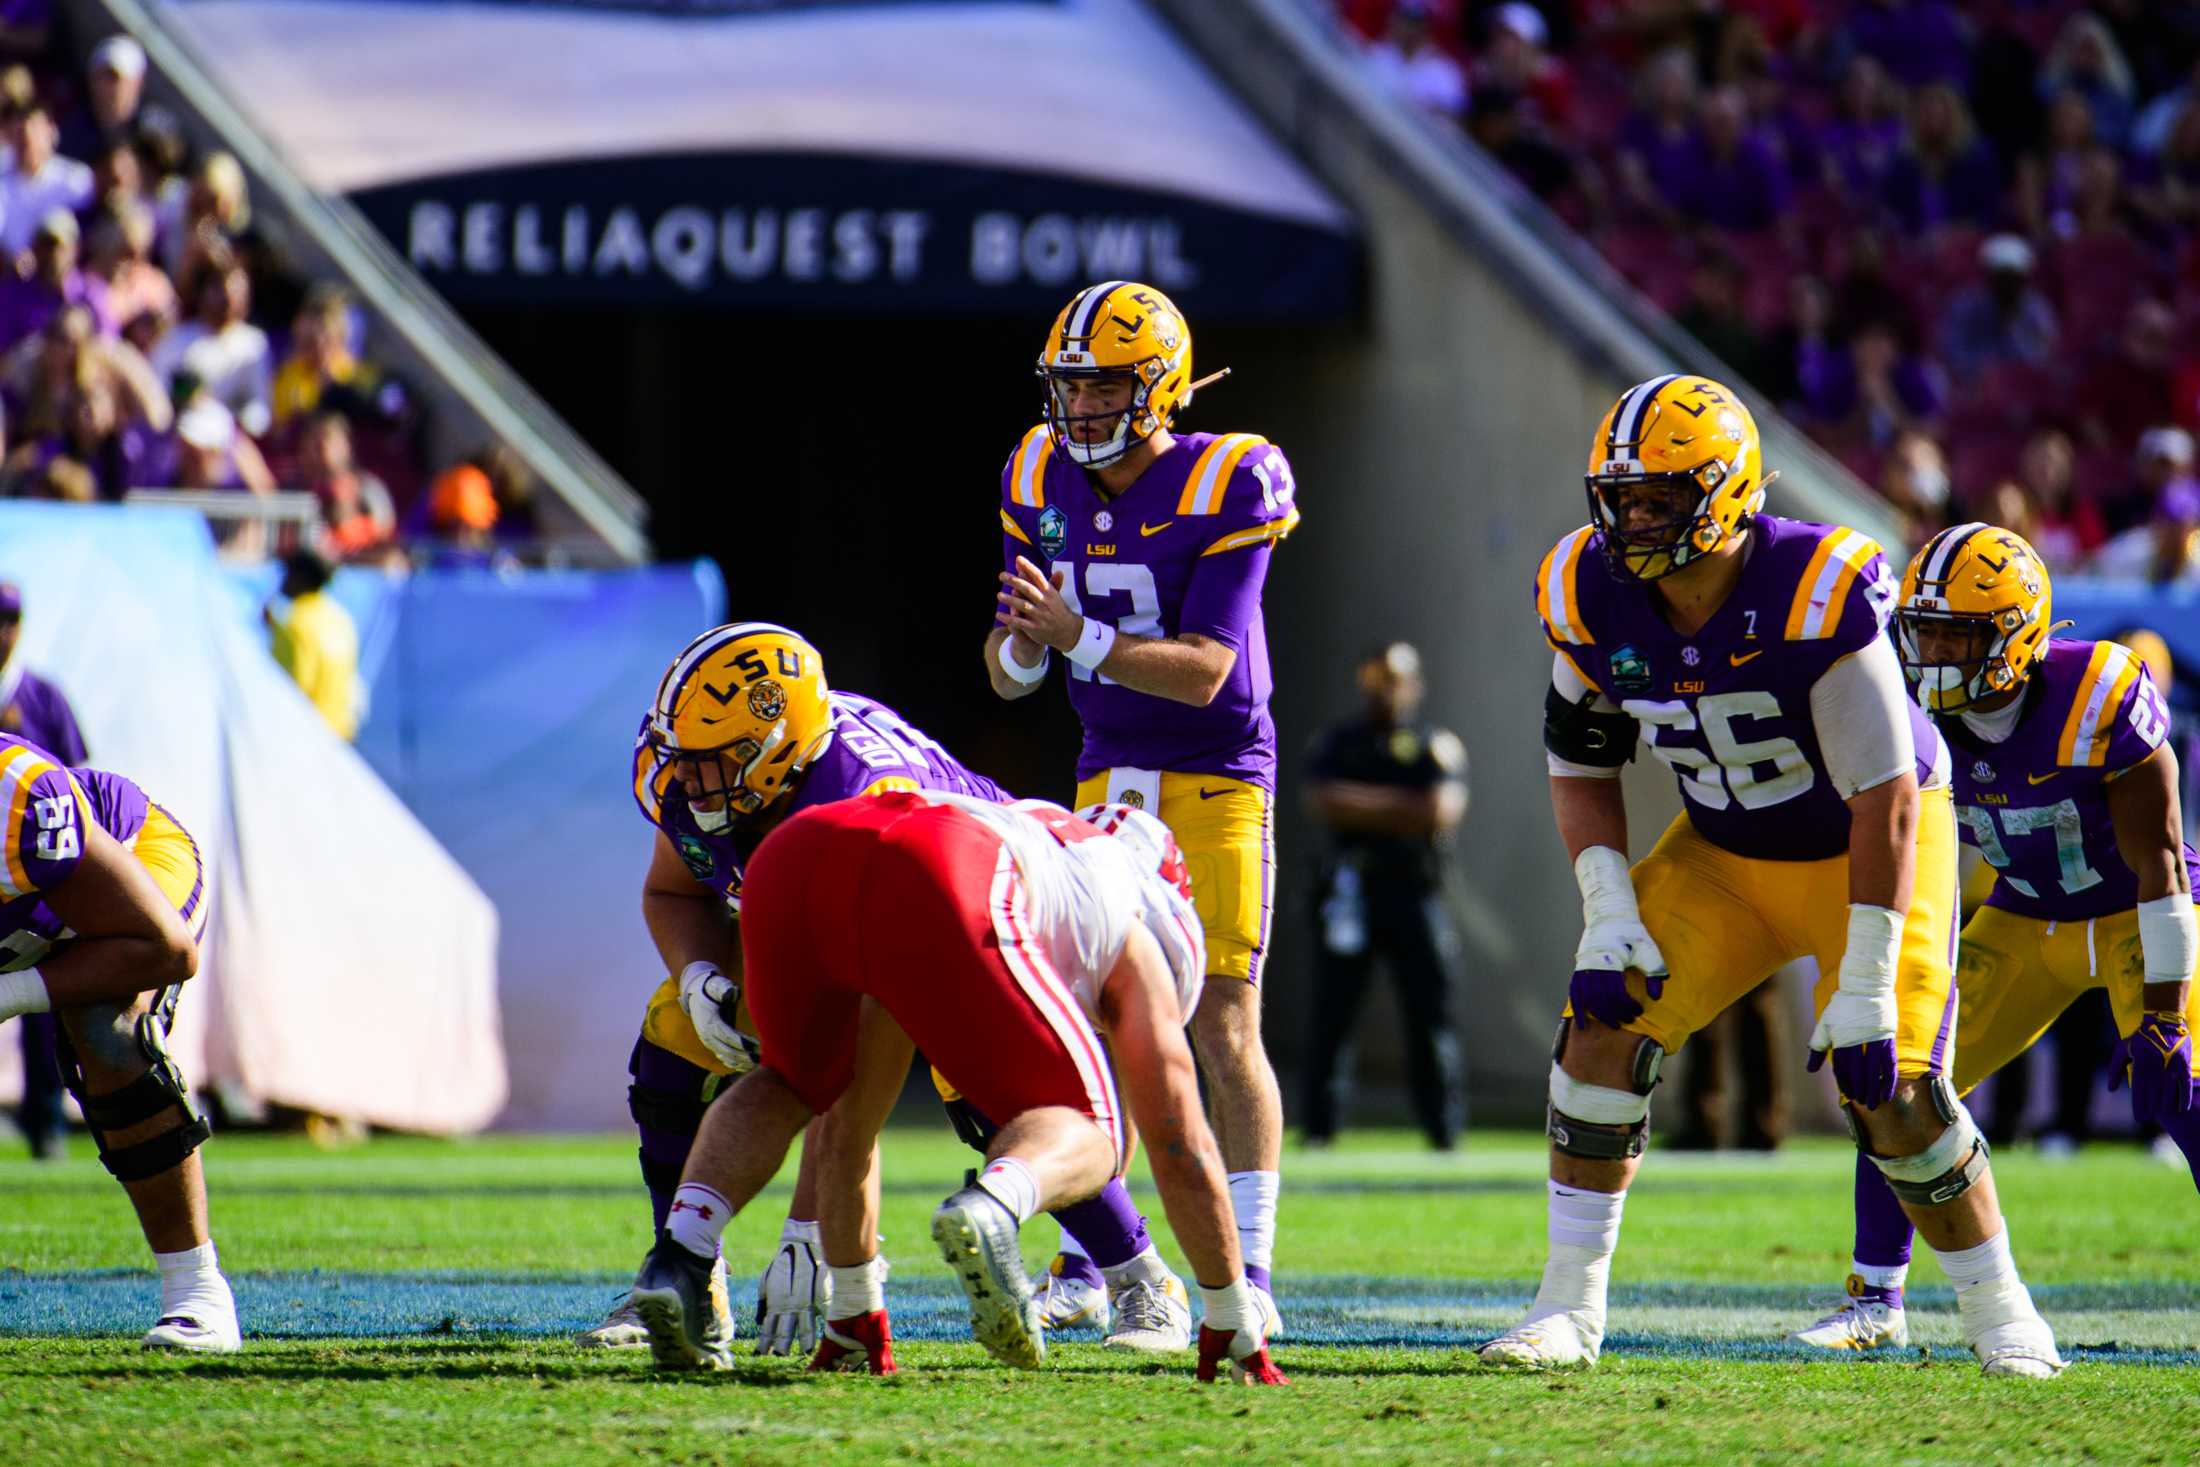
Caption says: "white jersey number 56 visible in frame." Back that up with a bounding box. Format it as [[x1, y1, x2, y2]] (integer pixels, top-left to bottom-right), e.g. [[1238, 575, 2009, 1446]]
[[1623, 692, 1817, 812]]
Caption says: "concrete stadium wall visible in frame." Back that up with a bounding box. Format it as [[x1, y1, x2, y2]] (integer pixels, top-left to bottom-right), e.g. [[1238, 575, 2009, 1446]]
[[1152, 0, 1896, 1122]]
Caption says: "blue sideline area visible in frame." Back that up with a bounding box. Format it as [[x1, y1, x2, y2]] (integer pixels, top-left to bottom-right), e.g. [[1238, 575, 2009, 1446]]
[[225, 557, 728, 1131], [1, 1273, 2193, 1365]]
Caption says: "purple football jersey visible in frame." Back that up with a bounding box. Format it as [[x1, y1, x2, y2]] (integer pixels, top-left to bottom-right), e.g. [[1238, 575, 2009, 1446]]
[[999, 427, 1301, 791], [0, 733, 152, 971], [1536, 514, 1943, 861], [633, 690, 1012, 915], [1945, 638, 2200, 921]]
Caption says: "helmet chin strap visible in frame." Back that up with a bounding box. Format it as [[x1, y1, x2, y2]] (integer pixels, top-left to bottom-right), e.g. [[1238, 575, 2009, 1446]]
[[1062, 414, 1132, 467]]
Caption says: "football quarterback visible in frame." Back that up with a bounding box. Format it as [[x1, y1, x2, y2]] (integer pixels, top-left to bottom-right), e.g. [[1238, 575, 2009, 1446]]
[[988, 281, 1298, 1338]]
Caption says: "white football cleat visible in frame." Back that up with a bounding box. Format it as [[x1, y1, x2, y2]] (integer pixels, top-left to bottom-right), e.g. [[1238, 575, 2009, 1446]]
[[1959, 1275, 2064, 1378], [1477, 1307, 1602, 1371], [1791, 1278, 1909, 1351], [142, 1277, 241, 1354], [932, 1186, 1045, 1369], [575, 1290, 650, 1349], [1973, 1317, 2065, 1378], [1038, 1262, 1110, 1333], [1103, 1275, 1192, 1352]]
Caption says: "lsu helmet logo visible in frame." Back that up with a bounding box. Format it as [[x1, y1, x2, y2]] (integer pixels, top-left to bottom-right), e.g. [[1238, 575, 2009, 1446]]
[[1037, 280, 1205, 469], [748, 680, 787, 721]]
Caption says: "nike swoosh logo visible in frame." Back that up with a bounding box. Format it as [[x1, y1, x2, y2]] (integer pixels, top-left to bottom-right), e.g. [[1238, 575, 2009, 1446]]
[[2027, 772, 2059, 785], [1141, 521, 1174, 536], [1198, 787, 1230, 800], [1729, 651, 1763, 666]]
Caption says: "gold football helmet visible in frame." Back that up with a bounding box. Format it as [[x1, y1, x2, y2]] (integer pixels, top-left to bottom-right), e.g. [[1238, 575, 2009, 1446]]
[[1896, 523, 2055, 713], [643, 622, 832, 831], [1038, 280, 1196, 468], [1585, 374, 1768, 580]]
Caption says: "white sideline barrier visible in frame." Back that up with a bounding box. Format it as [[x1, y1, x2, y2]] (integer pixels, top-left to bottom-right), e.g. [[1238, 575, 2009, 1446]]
[[0, 503, 504, 1133]]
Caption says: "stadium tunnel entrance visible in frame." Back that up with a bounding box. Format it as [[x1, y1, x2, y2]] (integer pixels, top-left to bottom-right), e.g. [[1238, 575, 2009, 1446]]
[[462, 305, 1340, 816]]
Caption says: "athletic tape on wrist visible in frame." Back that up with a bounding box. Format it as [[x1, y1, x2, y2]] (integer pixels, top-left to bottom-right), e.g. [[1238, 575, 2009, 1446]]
[[2137, 894, 2198, 986], [1838, 904, 1903, 997]]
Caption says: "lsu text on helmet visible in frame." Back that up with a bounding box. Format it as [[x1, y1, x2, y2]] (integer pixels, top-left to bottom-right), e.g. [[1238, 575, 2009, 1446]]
[[1585, 374, 1767, 581], [644, 622, 833, 831], [1897, 523, 2055, 714]]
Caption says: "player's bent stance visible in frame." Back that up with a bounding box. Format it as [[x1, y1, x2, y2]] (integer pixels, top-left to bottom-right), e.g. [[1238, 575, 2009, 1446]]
[[0, 735, 235, 1351], [586, 622, 1183, 1354], [630, 791, 1284, 1384], [1797, 527, 2200, 1352], [1480, 375, 2061, 1377], [988, 281, 1298, 1336]]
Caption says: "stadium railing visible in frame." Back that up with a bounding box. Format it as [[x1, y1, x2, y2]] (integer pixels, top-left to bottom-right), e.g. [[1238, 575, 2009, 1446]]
[[79, 0, 653, 565]]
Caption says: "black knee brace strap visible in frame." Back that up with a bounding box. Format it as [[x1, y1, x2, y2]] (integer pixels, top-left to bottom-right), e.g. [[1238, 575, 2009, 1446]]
[[1882, 1136, 1991, 1207], [628, 1081, 710, 1135], [62, 986, 209, 1183], [638, 1150, 686, 1195], [941, 1096, 997, 1154], [1547, 1106, 1649, 1161], [82, 1062, 210, 1183]]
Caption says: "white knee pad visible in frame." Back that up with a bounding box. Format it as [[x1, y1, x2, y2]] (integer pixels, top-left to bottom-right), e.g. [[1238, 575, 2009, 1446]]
[[1549, 1064, 1651, 1126], [1871, 1099, 1989, 1207]]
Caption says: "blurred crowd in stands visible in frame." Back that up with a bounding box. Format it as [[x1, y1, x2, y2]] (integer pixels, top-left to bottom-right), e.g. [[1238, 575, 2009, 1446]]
[[0, 24, 536, 565], [1337, 0, 2200, 584]]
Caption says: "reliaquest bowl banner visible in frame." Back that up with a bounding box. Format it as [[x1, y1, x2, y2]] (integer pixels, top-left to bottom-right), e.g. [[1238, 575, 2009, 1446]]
[[351, 151, 1362, 320]]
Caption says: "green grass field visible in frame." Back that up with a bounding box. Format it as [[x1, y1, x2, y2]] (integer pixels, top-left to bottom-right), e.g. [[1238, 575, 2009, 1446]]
[[5, 1127, 2198, 1464]]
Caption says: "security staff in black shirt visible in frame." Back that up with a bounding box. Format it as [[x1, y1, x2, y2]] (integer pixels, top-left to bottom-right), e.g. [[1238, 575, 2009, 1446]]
[[1300, 643, 1468, 1149]]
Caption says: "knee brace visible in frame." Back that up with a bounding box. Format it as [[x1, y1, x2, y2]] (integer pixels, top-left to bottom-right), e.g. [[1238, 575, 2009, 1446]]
[[60, 988, 209, 1183], [941, 1095, 998, 1154], [1862, 1075, 1991, 1207], [626, 1037, 729, 1137], [1547, 1061, 1653, 1162]]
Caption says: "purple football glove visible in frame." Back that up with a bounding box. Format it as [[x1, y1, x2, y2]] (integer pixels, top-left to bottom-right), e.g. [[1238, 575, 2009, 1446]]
[[2107, 1013, 2197, 1124], [1569, 907, 1667, 1030], [1805, 1038, 1899, 1110], [1569, 965, 1664, 1029]]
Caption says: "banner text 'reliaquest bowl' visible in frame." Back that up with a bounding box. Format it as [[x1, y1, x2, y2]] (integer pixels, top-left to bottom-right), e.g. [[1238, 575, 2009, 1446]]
[[351, 153, 1362, 322]]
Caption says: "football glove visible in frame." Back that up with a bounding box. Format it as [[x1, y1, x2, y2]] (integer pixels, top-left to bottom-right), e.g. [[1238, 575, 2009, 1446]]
[[755, 1220, 831, 1356], [2108, 1012, 2197, 1124], [1570, 846, 1665, 1029], [808, 1309, 897, 1375], [678, 961, 761, 1074]]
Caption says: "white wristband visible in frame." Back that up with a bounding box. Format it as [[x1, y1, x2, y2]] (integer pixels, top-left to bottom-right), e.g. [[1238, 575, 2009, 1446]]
[[2137, 893, 2198, 986], [1573, 845, 1637, 925], [1066, 617, 1117, 672], [680, 959, 724, 989], [1837, 903, 1902, 997], [996, 633, 1049, 685], [782, 1217, 822, 1246]]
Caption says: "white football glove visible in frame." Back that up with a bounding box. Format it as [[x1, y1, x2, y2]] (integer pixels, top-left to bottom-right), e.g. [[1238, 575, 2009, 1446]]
[[678, 960, 762, 1074], [1808, 987, 1899, 1053], [755, 1219, 831, 1356]]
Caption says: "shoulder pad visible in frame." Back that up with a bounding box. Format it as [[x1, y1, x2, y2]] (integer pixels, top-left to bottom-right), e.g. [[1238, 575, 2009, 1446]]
[[1783, 527, 1888, 641], [1535, 525, 1598, 648], [1003, 426, 1054, 510], [0, 748, 84, 898], [2056, 641, 2148, 767]]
